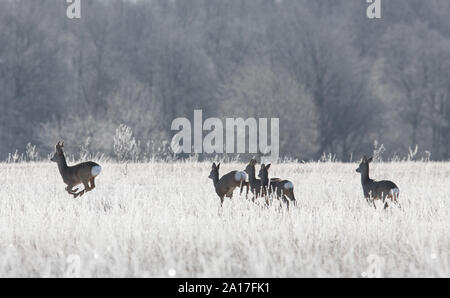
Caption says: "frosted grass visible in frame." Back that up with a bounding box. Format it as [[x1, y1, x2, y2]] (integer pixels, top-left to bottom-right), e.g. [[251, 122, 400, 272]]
[[0, 162, 448, 277]]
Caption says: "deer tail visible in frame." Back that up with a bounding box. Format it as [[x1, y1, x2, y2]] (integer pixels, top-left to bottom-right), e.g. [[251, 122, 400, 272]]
[[91, 165, 102, 177]]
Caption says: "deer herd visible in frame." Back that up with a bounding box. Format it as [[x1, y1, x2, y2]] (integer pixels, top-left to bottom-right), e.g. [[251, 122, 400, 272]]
[[208, 157, 400, 210], [50, 141, 401, 210]]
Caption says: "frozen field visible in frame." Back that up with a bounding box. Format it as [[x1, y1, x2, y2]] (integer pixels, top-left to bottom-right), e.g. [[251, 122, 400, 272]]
[[0, 161, 448, 277]]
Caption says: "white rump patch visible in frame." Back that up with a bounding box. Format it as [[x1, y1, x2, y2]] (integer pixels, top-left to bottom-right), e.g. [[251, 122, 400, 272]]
[[284, 182, 294, 189], [390, 188, 400, 195], [91, 165, 102, 177], [235, 171, 248, 182]]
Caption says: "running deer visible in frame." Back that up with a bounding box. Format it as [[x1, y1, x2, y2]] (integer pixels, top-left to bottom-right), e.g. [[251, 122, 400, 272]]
[[51, 141, 102, 198], [208, 163, 248, 206], [258, 164, 296, 209], [243, 158, 263, 201], [356, 156, 401, 209]]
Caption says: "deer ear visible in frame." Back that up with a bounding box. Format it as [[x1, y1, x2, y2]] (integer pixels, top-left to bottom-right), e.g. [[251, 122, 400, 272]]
[[217, 163, 220, 169], [266, 164, 271, 170], [61, 141, 64, 147], [367, 157, 373, 163]]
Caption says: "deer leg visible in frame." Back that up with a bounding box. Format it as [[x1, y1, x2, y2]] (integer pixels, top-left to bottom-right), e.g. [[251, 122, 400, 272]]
[[66, 185, 84, 199], [239, 182, 248, 198], [83, 180, 92, 193], [241, 187, 251, 201], [73, 181, 90, 198], [395, 199, 402, 210], [225, 188, 234, 200], [89, 177, 96, 190], [391, 194, 402, 210], [289, 191, 297, 207], [65, 185, 78, 195], [276, 196, 283, 210], [283, 195, 290, 210], [73, 190, 85, 198], [76, 189, 87, 197], [289, 197, 297, 208], [286, 191, 296, 207], [382, 195, 390, 210]]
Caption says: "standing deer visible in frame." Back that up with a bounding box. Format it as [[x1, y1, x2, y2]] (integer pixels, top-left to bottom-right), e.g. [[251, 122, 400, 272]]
[[208, 163, 248, 206], [258, 164, 296, 209], [243, 158, 263, 202], [51, 141, 102, 198], [356, 156, 400, 209]]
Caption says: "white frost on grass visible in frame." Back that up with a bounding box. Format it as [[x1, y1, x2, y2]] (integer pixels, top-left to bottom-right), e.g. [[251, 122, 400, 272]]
[[0, 161, 448, 277]]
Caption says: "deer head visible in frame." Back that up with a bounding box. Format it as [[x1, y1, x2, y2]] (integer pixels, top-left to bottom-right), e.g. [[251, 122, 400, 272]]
[[356, 155, 373, 173], [258, 163, 271, 180], [208, 162, 220, 180], [244, 158, 258, 175], [51, 141, 65, 162]]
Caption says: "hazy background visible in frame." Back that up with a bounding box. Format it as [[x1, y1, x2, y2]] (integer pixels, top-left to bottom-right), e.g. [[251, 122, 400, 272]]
[[0, 0, 449, 161]]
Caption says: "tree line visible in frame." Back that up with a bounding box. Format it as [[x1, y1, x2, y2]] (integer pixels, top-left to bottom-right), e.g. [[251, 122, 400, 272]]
[[0, 0, 449, 161]]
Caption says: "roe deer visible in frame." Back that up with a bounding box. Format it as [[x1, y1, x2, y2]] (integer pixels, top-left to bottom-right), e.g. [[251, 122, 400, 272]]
[[51, 141, 102, 198], [258, 164, 296, 209], [356, 156, 400, 209], [208, 162, 248, 206], [243, 158, 263, 202]]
